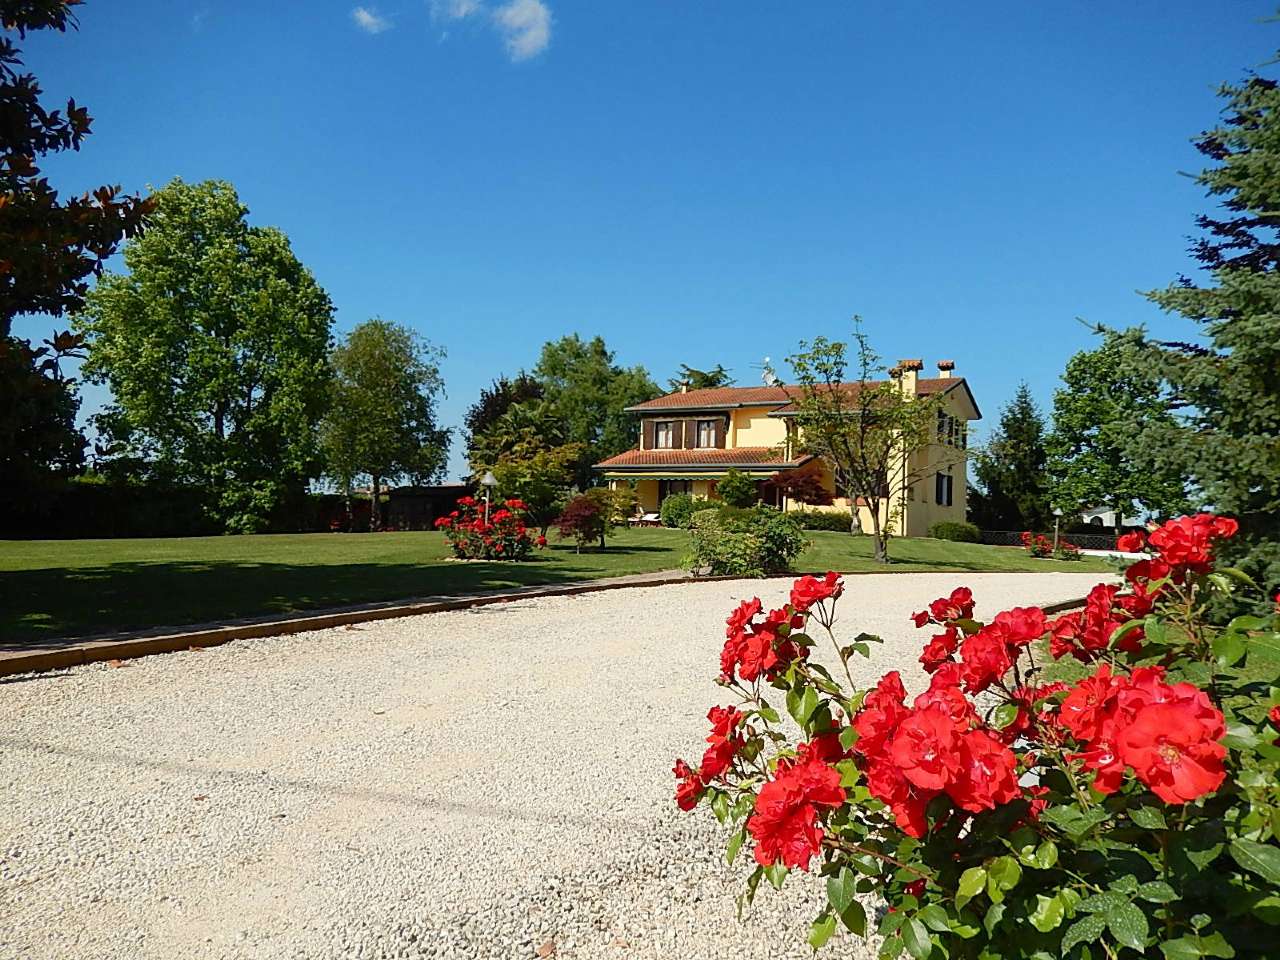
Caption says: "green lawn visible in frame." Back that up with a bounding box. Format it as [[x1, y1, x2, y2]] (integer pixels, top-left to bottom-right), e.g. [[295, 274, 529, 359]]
[[0, 529, 1107, 644]]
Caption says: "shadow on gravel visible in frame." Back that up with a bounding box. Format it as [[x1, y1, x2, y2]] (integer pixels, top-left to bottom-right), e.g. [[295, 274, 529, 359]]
[[0, 736, 639, 832]]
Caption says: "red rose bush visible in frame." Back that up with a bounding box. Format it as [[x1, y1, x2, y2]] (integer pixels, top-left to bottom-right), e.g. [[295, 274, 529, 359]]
[[434, 496, 541, 560], [673, 516, 1280, 959]]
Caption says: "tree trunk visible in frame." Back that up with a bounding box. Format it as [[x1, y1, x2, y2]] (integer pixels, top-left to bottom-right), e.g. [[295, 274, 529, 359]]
[[849, 508, 862, 536], [371, 474, 381, 531], [869, 502, 889, 563], [344, 490, 353, 531]]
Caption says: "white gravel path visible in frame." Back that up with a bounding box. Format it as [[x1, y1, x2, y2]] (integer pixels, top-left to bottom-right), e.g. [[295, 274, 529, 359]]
[[0, 572, 1107, 960]]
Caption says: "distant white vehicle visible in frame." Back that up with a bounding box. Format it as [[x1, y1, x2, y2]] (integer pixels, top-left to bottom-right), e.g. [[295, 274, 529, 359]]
[[1079, 505, 1142, 529]]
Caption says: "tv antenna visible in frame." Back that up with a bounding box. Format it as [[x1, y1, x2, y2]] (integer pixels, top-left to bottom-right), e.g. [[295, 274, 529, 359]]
[[754, 356, 780, 387]]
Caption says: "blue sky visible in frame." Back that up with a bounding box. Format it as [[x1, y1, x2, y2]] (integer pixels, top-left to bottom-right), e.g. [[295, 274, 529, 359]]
[[13, 1, 1279, 481]]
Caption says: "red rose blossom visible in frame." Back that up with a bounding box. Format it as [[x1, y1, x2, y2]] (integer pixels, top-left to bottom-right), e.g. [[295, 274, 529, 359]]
[[747, 746, 846, 870], [789, 572, 844, 613]]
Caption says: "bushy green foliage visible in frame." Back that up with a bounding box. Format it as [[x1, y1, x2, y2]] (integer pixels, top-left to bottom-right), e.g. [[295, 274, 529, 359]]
[[585, 485, 636, 524], [791, 509, 857, 532], [972, 383, 1052, 530], [76, 178, 335, 533], [1047, 340, 1188, 529], [660, 492, 700, 528], [716, 468, 759, 508], [1112, 62, 1280, 596], [684, 506, 807, 576], [320, 318, 449, 530], [929, 520, 981, 542], [533, 334, 659, 488]]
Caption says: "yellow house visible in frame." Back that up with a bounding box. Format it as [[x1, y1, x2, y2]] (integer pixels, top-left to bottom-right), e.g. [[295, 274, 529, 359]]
[[594, 359, 981, 538]]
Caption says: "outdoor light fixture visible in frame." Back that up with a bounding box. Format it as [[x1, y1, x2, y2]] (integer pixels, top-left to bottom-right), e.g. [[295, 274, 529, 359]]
[[481, 471, 498, 524], [1052, 506, 1064, 553]]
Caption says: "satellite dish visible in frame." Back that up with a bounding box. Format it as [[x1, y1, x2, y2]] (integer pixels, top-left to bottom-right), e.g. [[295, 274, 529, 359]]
[[756, 356, 780, 387]]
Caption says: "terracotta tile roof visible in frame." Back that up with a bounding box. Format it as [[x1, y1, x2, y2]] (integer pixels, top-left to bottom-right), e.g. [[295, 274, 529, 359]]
[[625, 385, 797, 411], [627, 378, 971, 413], [768, 377, 971, 414], [594, 447, 807, 469]]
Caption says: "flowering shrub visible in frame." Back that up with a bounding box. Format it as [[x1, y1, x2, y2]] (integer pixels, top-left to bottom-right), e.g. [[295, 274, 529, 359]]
[[434, 496, 543, 560], [1021, 530, 1054, 557], [674, 515, 1280, 959], [1022, 530, 1082, 561]]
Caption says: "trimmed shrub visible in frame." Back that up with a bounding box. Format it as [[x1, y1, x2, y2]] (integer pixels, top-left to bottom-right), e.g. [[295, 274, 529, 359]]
[[928, 520, 981, 542], [715, 468, 759, 508], [660, 492, 699, 528], [685, 506, 807, 577], [790, 508, 856, 532]]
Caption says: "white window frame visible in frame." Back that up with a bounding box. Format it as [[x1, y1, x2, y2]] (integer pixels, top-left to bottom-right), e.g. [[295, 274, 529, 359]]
[[696, 419, 716, 448], [655, 421, 674, 449]]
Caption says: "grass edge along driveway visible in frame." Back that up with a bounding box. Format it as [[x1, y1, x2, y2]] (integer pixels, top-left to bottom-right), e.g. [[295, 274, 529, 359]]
[[0, 528, 1109, 644]]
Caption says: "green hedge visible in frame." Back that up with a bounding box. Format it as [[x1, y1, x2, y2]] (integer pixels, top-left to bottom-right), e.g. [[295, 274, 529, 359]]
[[928, 520, 982, 543], [685, 505, 808, 577], [789, 508, 856, 531]]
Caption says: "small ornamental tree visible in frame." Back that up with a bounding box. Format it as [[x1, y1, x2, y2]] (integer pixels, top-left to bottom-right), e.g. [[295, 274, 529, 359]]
[[717, 468, 760, 508], [673, 515, 1280, 959], [434, 496, 543, 560], [554, 493, 607, 551], [767, 465, 835, 507]]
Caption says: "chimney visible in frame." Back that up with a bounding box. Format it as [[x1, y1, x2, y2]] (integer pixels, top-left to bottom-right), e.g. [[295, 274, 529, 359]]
[[897, 358, 923, 396], [936, 360, 955, 380], [679, 380, 689, 394]]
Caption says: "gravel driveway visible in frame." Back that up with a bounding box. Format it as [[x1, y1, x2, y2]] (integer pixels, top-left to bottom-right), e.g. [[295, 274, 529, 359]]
[[0, 572, 1106, 960]]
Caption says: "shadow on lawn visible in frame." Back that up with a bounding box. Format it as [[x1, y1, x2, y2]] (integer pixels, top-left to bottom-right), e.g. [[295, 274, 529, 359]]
[[0, 554, 657, 647]]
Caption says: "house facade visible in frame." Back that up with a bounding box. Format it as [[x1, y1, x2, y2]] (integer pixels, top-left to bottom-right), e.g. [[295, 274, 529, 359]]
[[593, 360, 981, 538]]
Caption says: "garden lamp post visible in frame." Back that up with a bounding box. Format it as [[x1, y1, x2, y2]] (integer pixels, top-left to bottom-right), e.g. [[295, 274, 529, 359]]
[[1052, 507, 1064, 554], [481, 471, 498, 525]]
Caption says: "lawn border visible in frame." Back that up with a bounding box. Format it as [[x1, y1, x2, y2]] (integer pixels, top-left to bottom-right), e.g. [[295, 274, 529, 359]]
[[0, 570, 1095, 677]]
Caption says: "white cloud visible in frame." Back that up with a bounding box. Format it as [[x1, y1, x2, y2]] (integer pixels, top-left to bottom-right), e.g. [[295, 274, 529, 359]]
[[430, 0, 482, 19], [351, 6, 392, 34], [492, 0, 550, 61]]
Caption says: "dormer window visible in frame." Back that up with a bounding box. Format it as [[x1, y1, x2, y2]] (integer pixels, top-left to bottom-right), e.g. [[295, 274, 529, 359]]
[[655, 421, 675, 449]]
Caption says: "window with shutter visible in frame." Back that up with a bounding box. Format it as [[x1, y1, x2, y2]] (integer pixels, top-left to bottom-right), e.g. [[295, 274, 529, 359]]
[[655, 421, 674, 449], [696, 419, 715, 448]]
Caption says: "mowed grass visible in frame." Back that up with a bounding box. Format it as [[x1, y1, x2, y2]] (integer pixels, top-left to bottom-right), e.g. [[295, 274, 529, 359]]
[[0, 529, 1108, 644]]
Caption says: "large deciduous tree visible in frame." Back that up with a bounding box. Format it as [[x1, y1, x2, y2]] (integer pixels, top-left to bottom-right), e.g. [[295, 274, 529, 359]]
[[1046, 339, 1188, 533], [787, 322, 958, 563], [320, 318, 449, 530], [0, 1, 153, 507], [971, 383, 1052, 531], [533, 334, 659, 487], [75, 178, 333, 532], [1107, 65, 1280, 592]]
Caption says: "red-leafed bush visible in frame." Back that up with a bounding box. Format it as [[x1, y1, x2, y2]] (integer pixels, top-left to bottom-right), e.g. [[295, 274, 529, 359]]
[[554, 493, 607, 552], [672, 515, 1279, 959]]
